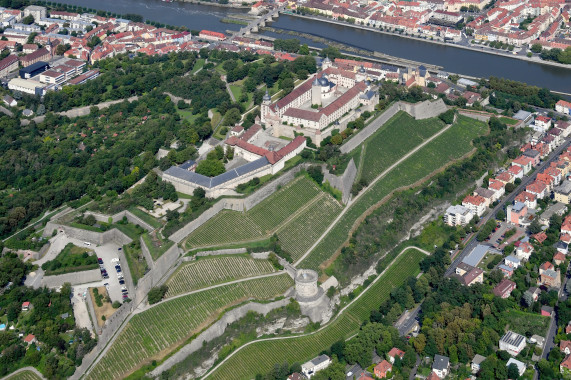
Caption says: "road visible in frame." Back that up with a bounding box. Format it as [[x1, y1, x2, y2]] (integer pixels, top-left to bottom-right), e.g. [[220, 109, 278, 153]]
[[445, 136, 571, 276], [395, 305, 421, 336], [0, 367, 46, 380]]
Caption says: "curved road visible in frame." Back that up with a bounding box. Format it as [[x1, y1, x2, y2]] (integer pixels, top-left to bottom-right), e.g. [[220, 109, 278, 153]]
[[1, 367, 46, 380]]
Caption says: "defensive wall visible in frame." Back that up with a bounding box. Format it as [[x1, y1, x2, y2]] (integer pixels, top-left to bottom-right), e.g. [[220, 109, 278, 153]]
[[148, 298, 292, 378], [168, 164, 309, 243], [82, 210, 156, 232], [140, 235, 155, 266], [41, 269, 102, 288], [323, 158, 357, 204], [340, 99, 448, 154], [42, 222, 132, 247]]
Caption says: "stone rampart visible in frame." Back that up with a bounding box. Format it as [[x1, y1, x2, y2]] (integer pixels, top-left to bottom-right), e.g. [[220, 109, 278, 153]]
[[42, 269, 102, 288], [82, 210, 155, 232], [133, 244, 181, 304], [149, 298, 292, 378], [140, 236, 155, 266], [250, 251, 270, 259], [323, 158, 357, 204], [169, 166, 308, 243], [194, 248, 248, 258]]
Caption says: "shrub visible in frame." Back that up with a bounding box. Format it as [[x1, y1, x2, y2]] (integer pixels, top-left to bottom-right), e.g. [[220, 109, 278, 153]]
[[148, 285, 169, 305]]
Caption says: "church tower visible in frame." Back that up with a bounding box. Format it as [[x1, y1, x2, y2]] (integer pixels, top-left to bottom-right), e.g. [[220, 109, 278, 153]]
[[311, 76, 321, 107]]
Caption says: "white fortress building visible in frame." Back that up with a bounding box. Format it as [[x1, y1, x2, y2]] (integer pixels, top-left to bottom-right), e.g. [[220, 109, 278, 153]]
[[261, 58, 379, 145]]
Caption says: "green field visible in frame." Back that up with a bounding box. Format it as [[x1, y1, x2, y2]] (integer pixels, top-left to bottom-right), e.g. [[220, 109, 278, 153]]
[[207, 248, 426, 379], [355, 112, 446, 182], [191, 58, 205, 74], [128, 207, 162, 229], [5, 370, 43, 380], [184, 177, 321, 249], [142, 232, 174, 261], [300, 115, 488, 270], [165, 255, 276, 297], [87, 274, 293, 380], [277, 194, 343, 262], [504, 309, 551, 336], [230, 84, 243, 101]]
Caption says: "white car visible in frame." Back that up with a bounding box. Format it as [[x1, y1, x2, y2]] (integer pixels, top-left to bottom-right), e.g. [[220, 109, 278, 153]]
[[104, 283, 110, 291], [111, 258, 120, 263], [84, 242, 91, 246]]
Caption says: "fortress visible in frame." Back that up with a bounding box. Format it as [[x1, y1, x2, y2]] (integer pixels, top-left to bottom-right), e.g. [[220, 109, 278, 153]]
[[261, 58, 379, 145]]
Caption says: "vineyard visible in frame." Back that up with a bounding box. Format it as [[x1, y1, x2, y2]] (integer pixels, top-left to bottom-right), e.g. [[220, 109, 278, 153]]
[[277, 194, 342, 262], [207, 248, 425, 379], [300, 115, 487, 270], [184, 177, 321, 248], [6, 371, 42, 380], [356, 112, 446, 183], [164, 255, 276, 297], [87, 274, 293, 380]]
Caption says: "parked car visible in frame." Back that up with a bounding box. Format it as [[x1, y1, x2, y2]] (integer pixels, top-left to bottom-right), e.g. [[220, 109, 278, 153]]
[[97, 258, 103, 264], [119, 279, 125, 285], [104, 283, 109, 291]]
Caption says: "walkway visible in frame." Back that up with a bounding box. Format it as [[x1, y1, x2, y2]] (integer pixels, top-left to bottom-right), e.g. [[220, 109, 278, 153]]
[[295, 123, 453, 266], [1, 367, 46, 380], [204, 246, 429, 378]]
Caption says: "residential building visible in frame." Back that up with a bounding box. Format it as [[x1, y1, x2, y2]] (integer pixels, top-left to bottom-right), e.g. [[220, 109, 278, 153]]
[[508, 165, 524, 179], [474, 187, 495, 207], [23, 334, 36, 345], [426, 373, 441, 380], [499, 331, 526, 356], [506, 358, 526, 377], [198, 30, 226, 41], [443, 205, 474, 226], [0, 54, 18, 77], [493, 279, 516, 298], [541, 305, 554, 317], [2, 95, 16, 107], [21, 301, 30, 311], [555, 242, 568, 255], [373, 360, 392, 378], [525, 287, 541, 303], [555, 180, 571, 204], [515, 241, 534, 261], [23, 5, 46, 21], [462, 195, 487, 217], [556, 100, 571, 115], [432, 355, 450, 378], [507, 202, 528, 225], [19, 46, 50, 67], [387, 347, 405, 364], [498, 264, 514, 278], [301, 355, 331, 378], [512, 156, 534, 174], [488, 179, 505, 202], [535, 115, 552, 131], [539, 202, 567, 225], [526, 180, 548, 199], [504, 255, 521, 269], [561, 354, 571, 374], [554, 251, 566, 265], [515, 191, 537, 210], [471, 354, 486, 373]]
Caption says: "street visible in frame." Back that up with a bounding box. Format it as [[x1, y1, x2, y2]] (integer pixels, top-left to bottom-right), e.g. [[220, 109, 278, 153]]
[[446, 136, 571, 276]]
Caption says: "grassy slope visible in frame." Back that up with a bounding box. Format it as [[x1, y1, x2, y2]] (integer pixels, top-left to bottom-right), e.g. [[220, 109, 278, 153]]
[[300, 115, 488, 270]]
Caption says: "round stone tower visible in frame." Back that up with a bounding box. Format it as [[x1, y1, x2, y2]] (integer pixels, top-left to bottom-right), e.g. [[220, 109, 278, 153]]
[[295, 269, 319, 299]]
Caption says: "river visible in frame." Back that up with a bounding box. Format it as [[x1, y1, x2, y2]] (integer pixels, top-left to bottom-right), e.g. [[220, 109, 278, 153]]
[[54, 0, 570, 92]]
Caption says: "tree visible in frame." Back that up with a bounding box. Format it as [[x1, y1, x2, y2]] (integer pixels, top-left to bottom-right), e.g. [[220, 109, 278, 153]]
[[193, 187, 206, 199], [307, 166, 324, 184], [195, 159, 225, 177], [531, 43, 543, 53], [496, 209, 506, 221], [529, 218, 542, 234], [148, 285, 168, 305], [22, 15, 35, 25]]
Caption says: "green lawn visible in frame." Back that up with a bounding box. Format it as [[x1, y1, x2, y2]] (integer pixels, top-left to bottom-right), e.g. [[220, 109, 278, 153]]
[[141, 232, 174, 261], [499, 116, 519, 125], [229, 84, 243, 101], [176, 108, 200, 124], [210, 110, 222, 128], [300, 115, 488, 270], [42, 243, 98, 276], [353, 111, 446, 183], [123, 240, 148, 286], [112, 222, 145, 240], [503, 309, 551, 336], [127, 207, 162, 229], [206, 248, 426, 379], [191, 58, 205, 74]]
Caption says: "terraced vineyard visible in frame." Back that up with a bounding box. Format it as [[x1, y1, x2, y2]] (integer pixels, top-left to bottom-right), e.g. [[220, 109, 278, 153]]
[[277, 194, 343, 262], [184, 177, 321, 248], [207, 248, 425, 379], [355, 112, 446, 183], [300, 115, 487, 270], [6, 371, 42, 380], [87, 274, 293, 380], [164, 255, 276, 297]]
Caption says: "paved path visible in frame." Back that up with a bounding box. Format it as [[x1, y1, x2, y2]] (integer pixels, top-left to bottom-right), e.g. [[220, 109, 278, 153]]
[[0, 105, 13, 117], [204, 246, 429, 379], [1, 367, 47, 380], [295, 123, 453, 266]]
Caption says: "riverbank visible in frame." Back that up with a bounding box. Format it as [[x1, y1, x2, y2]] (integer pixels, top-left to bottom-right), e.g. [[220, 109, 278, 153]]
[[177, 0, 250, 9], [282, 12, 571, 71]]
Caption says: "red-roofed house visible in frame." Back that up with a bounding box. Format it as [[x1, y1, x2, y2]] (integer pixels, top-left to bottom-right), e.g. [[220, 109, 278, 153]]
[[554, 251, 566, 265], [516, 241, 534, 261], [535, 115, 552, 130], [199, 30, 226, 41], [493, 279, 516, 298], [533, 232, 548, 243], [21, 302, 31, 311], [23, 334, 36, 345], [387, 347, 405, 364], [526, 181, 548, 199], [561, 340, 571, 355], [488, 179, 506, 201], [495, 172, 514, 184], [561, 354, 571, 374], [374, 360, 392, 378], [512, 156, 534, 175], [508, 165, 524, 179], [462, 195, 487, 217], [515, 191, 537, 209], [556, 100, 571, 115]]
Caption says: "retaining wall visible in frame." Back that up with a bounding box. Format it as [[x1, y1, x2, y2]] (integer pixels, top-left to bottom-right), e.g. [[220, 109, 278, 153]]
[[250, 251, 270, 259], [169, 165, 308, 243], [149, 298, 292, 378], [133, 244, 181, 304], [323, 158, 357, 204], [82, 210, 155, 232], [195, 248, 248, 257], [42, 223, 132, 247], [140, 236, 155, 266], [42, 269, 102, 288]]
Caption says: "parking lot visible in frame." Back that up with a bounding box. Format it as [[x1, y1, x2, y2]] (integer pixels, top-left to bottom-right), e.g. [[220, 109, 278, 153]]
[[41, 233, 131, 304]]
